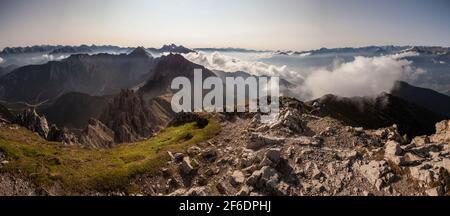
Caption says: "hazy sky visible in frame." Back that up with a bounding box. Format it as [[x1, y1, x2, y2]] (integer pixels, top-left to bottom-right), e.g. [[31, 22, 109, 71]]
[[0, 0, 449, 50]]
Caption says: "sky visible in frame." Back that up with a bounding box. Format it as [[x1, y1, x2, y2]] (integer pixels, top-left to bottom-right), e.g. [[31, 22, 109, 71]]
[[0, 0, 449, 51]]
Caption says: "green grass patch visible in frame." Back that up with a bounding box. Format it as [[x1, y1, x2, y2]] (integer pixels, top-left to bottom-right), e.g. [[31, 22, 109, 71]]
[[0, 118, 220, 193]]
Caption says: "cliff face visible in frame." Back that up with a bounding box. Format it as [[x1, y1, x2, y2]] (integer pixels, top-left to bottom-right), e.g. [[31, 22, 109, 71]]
[[78, 118, 115, 148], [100, 89, 174, 143]]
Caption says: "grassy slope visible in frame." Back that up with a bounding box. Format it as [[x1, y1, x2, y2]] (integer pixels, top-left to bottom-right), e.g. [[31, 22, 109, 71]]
[[0, 119, 220, 194]]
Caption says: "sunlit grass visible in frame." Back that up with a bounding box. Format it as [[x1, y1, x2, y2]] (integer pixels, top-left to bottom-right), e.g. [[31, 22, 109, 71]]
[[0, 118, 220, 193]]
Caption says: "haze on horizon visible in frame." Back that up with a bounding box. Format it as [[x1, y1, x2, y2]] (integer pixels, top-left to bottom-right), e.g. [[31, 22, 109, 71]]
[[0, 0, 449, 51]]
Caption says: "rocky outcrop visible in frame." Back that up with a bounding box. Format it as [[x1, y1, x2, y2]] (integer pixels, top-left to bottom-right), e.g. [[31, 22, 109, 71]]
[[47, 125, 78, 145], [15, 108, 49, 138], [14, 107, 79, 145], [431, 120, 450, 143], [135, 101, 450, 196], [79, 118, 115, 148], [100, 89, 167, 143]]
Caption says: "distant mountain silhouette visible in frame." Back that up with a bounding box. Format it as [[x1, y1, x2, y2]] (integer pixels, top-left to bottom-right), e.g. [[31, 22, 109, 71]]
[[147, 44, 194, 54], [0, 45, 131, 56]]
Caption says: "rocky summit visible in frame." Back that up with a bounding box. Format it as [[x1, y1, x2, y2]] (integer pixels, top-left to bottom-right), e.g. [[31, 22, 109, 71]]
[[133, 98, 450, 196], [1, 95, 449, 196]]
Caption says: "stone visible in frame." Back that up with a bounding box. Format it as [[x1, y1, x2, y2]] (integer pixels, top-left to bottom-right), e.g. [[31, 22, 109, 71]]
[[292, 136, 321, 146], [174, 153, 184, 163], [385, 140, 403, 156], [410, 136, 430, 146], [431, 120, 450, 143], [435, 158, 450, 173], [230, 170, 245, 186], [201, 148, 217, 162], [312, 166, 324, 179], [409, 164, 435, 183], [265, 148, 281, 164], [216, 182, 228, 194], [187, 146, 201, 156], [180, 157, 195, 175], [358, 160, 392, 189], [247, 133, 284, 150], [184, 187, 209, 196], [400, 152, 425, 166], [236, 186, 251, 196], [425, 186, 444, 196]]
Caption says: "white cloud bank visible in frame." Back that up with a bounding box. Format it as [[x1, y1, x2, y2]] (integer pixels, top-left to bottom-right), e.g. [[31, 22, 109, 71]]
[[184, 51, 425, 100], [299, 51, 425, 99], [183, 51, 305, 83]]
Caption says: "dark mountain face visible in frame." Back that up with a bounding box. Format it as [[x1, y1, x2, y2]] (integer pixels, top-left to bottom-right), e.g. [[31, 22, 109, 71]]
[[308, 93, 446, 138], [140, 54, 216, 98], [0, 48, 156, 103], [390, 81, 450, 118], [40, 92, 111, 129], [0, 103, 14, 123], [0, 65, 17, 77]]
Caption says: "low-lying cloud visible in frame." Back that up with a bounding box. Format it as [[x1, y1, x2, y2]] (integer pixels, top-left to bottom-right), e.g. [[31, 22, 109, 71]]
[[299, 52, 425, 99], [31, 54, 69, 63], [183, 51, 304, 83], [0, 57, 4, 64], [185, 51, 425, 100]]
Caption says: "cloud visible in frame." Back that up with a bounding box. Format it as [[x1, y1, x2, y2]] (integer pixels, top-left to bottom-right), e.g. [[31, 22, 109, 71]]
[[31, 54, 69, 62], [0, 57, 4, 64], [183, 51, 425, 100], [298, 52, 425, 99], [183, 51, 304, 83]]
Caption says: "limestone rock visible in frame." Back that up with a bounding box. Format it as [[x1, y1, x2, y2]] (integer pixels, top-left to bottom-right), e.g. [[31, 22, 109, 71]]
[[247, 133, 284, 150], [79, 118, 115, 148], [230, 170, 245, 186], [15, 108, 49, 138]]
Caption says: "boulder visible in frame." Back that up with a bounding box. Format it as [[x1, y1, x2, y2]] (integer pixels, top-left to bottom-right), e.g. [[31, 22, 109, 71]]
[[265, 148, 281, 164], [410, 136, 430, 146], [425, 186, 444, 196], [358, 160, 393, 190], [201, 148, 218, 162], [180, 157, 195, 175], [385, 140, 403, 156], [431, 120, 450, 143], [230, 170, 245, 186], [247, 133, 284, 150], [409, 164, 436, 183]]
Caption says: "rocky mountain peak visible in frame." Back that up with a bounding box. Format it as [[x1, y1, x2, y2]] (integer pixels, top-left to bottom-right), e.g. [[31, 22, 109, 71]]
[[100, 89, 156, 143], [128, 47, 152, 58], [15, 108, 49, 138]]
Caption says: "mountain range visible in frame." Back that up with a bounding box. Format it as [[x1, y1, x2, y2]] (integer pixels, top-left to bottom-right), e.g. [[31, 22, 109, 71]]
[[0, 44, 448, 141], [0, 47, 156, 103]]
